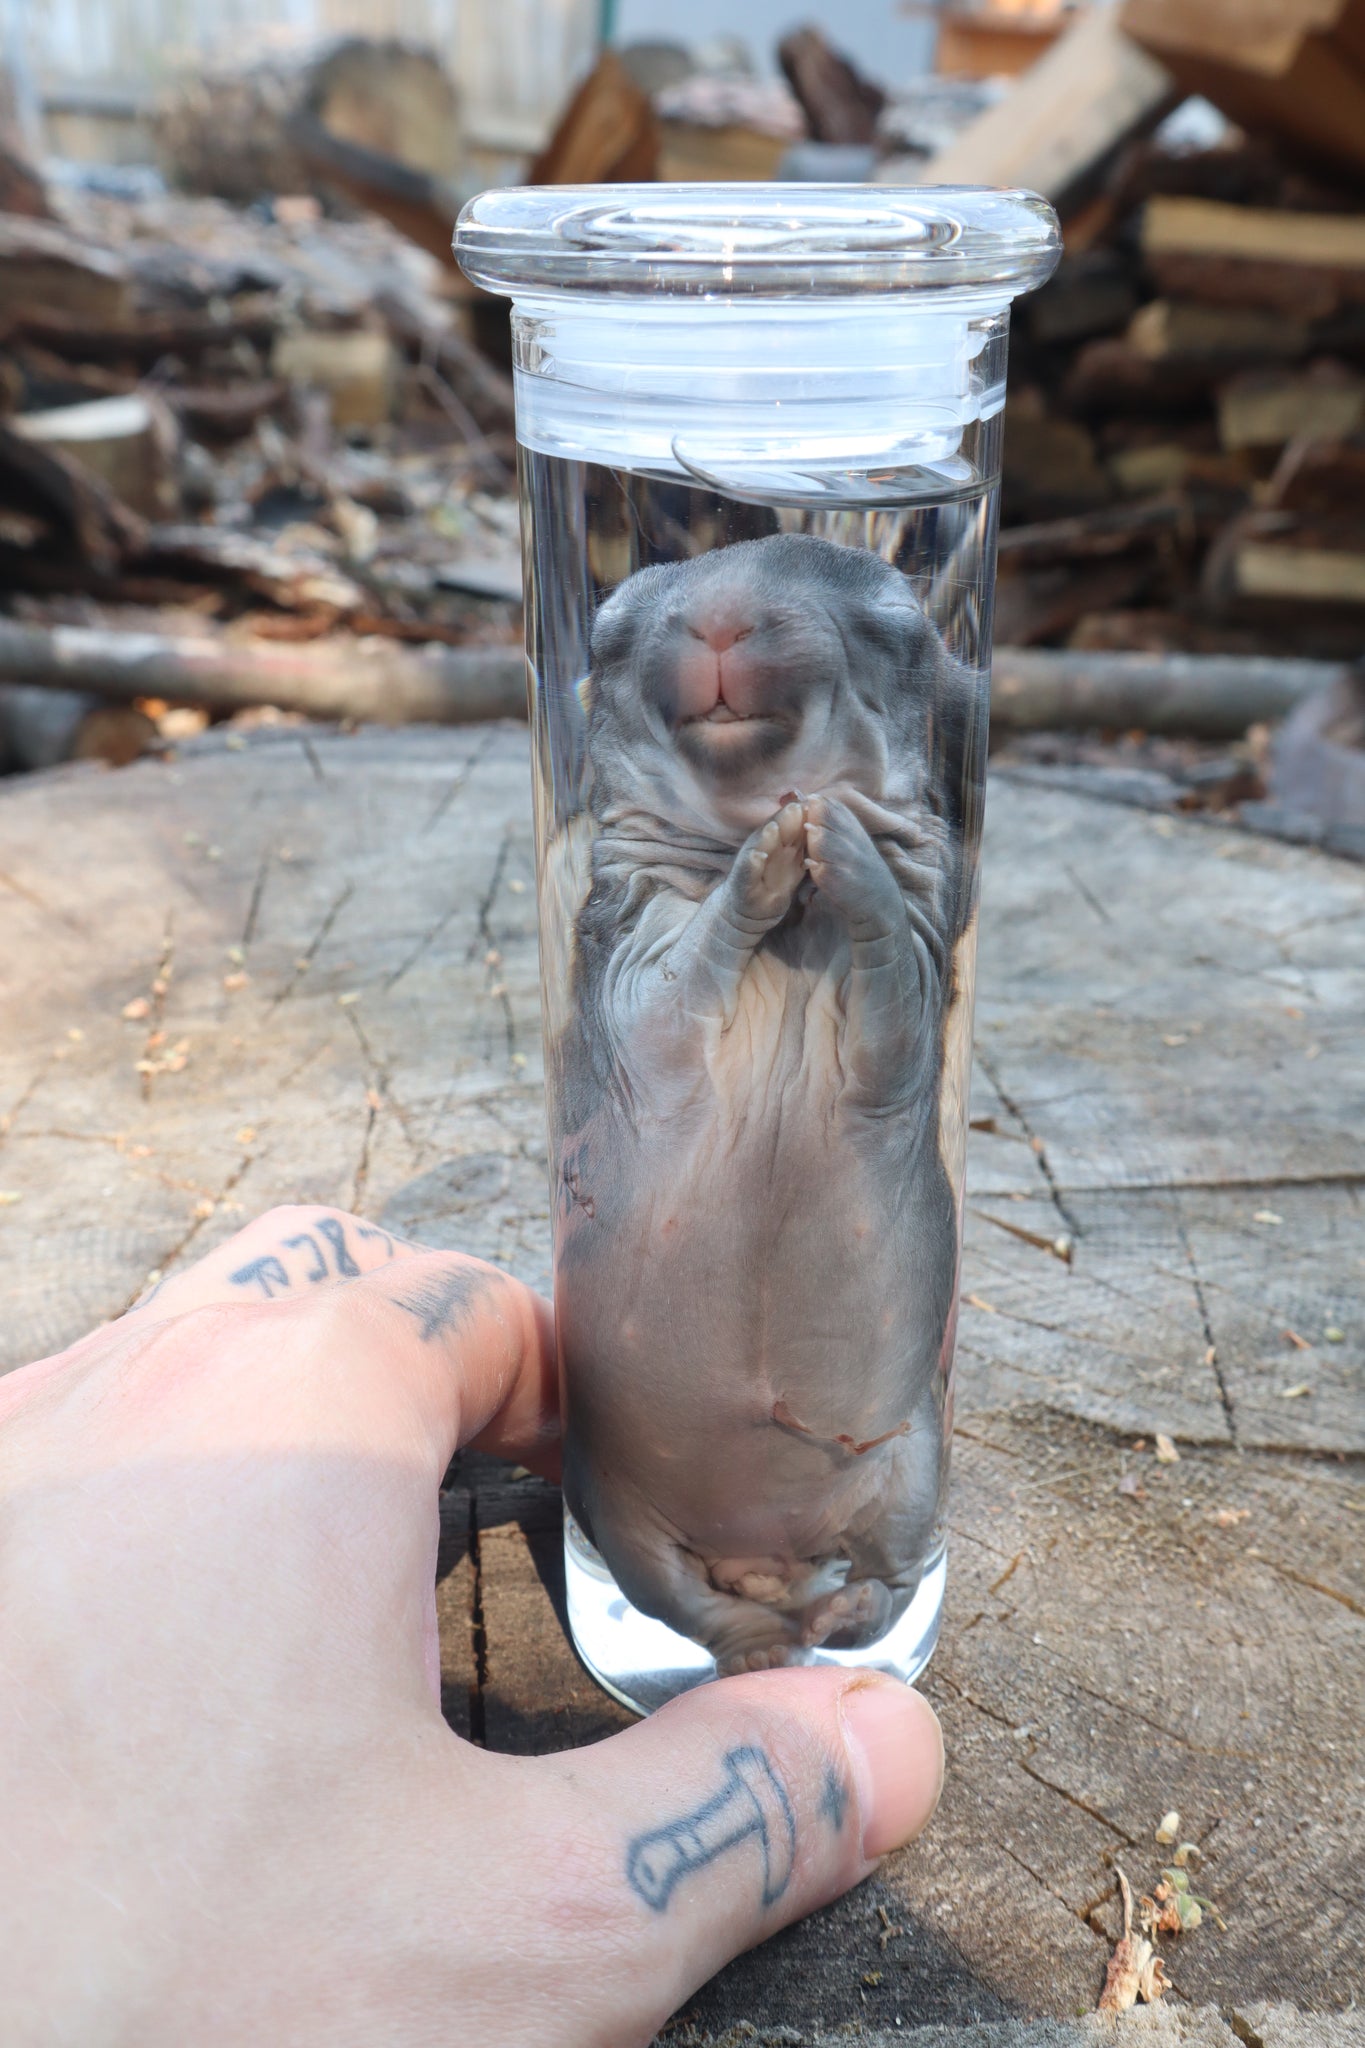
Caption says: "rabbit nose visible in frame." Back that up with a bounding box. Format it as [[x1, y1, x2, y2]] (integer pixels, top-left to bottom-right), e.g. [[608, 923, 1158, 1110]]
[[689, 617, 754, 654]]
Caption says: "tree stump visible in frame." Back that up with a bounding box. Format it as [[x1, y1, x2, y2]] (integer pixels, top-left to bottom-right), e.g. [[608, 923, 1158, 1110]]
[[0, 724, 1359, 2037]]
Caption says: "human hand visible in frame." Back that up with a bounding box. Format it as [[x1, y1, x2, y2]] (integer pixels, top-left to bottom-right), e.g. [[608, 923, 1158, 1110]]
[[0, 1206, 943, 2048]]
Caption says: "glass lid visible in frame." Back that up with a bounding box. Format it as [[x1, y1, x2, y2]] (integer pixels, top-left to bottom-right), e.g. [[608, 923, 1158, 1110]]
[[455, 184, 1062, 299]]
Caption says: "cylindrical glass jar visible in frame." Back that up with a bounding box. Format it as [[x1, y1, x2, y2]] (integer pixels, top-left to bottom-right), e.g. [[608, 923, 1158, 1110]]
[[456, 186, 1060, 1714]]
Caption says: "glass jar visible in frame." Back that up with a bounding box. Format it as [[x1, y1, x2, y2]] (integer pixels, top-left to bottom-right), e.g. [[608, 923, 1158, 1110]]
[[456, 184, 1060, 1713]]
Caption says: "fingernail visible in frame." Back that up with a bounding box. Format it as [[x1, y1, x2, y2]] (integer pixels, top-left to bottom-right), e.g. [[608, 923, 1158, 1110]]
[[839, 1678, 944, 1859]]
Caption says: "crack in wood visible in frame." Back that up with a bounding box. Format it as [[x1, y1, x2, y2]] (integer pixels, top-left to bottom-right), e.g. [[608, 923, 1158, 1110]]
[[240, 849, 271, 947], [269, 884, 354, 1008], [1257, 1560, 1365, 1620], [116, 1150, 254, 1315], [342, 1005, 423, 1162], [422, 729, 497, 836], [1062, 862, 1113, 927], [1014, 1761, 1138, 1847], [974, 1046, 1083, 1241], [1176, 1212, 1239, 1446], [0, 865, 87, 932], [0, 1059, 53, 1151], [996, 1840, 1113, 1939], [470, 831, 517, 1063], [350, 1096, 377, 1213]]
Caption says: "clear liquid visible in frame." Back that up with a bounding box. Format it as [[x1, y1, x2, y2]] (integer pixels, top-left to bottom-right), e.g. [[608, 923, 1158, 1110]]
[[521, 455, 996, 1712]]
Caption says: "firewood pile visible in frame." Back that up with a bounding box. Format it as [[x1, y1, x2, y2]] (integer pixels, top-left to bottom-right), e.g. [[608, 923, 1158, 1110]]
[[998, 134, 1365, 665], [0, 8, 1360, 850], [0, 166, 526, 773]]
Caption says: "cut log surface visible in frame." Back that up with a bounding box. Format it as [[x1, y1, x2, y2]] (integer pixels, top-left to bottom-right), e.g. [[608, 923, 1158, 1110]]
[[0, 726, 1359, 2035]]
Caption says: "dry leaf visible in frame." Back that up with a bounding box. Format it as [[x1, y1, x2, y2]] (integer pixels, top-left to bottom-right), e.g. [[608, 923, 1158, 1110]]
[[1099, 1870, 1167, 2014], [1254, 1210, 1282, 1226], [122, 996, 151, 1022], [0, 1190, 22, 1207], [1325, 1327, 1345, 1343], [1119, 1472, 1148, 1499], [235, 1126, 257, 1145], [1212, 1508, 1250, 1527], [222, 972, 250, 993], [1154, 1434, 1180, 1465], [1155, 1810, 1180, 1844], [1279, 1382, 1312, 1400], [1173, 1842, 1201, 1869]]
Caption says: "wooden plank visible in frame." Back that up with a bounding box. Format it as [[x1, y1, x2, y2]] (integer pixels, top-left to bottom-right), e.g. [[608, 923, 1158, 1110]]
[[918, 9, 1176, 208]]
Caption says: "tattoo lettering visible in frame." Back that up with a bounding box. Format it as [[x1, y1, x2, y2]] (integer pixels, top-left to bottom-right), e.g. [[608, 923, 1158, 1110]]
[[392, 1264, 496, 1344], [625, 1746, 795, 1914], [283, 1233, 329, 1283], [819, 1764, 850, 1834], [317, 1215, 361, 1277], [229, 1254, 292, 1299], [228, 1214, 409, 1299]]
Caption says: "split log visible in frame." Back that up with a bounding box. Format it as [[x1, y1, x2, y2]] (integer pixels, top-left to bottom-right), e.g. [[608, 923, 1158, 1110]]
[[1121, 0, 1365, 182], [0, 420, 146, 571], [995, 497, 1188, 566], [270, 328, 398, 430], [156, 39, 459, 204], [0, 142, 55, 222], [1062, 336, 1220, 413], [990, 646, 1339, 737], [527, 52, 658, 186], [1001, 414, 1112, 521], [1217, 368, 1365, 450], [0, 215, 132, 328], [1226, 541, 1365, 607], [1141, 198, 1365, 319], [1025, 255, 1138, 347], [1128, 298, 1311, 366], [0, 619, 526, 726], [918, 9, 1176, 210], [161, 380, 285, 442], [776, 28, 884, 145], [284, 114, 460, 274], [11, 393, 177, 517]]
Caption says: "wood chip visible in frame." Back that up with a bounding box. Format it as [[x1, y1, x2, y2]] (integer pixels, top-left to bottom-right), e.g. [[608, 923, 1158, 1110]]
[[1154, 1433, 1180, 1464], [1278, 1382, 1312, 1399], [1155, 1809, 1181, 1844]]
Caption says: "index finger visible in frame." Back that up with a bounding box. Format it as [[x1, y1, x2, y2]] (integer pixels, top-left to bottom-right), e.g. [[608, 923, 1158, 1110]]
[[97, 1204, 558, 1476]]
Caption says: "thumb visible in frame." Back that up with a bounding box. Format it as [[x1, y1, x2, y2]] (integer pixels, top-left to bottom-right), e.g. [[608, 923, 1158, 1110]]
[[513, 1666, 942, 2042]]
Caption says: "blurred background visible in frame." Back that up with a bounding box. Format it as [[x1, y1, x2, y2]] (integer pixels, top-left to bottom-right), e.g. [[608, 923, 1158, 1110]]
[[0, 0, 1361, 845]]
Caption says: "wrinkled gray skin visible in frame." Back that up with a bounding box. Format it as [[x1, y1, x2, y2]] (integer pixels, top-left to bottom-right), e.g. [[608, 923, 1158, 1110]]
[[553, 533, 980, 1672]]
